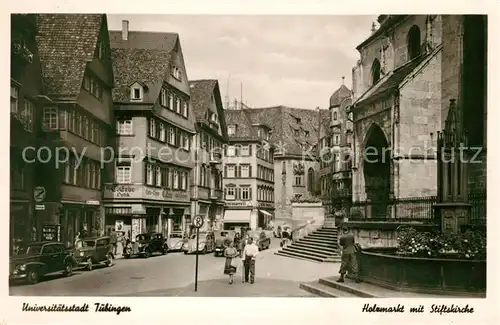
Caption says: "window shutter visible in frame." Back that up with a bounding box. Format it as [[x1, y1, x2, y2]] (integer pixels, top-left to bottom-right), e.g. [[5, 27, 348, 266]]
[[249, 187, 252, 200], [236, 187, 241, 200], [249, 144, 252, 156], [224, 166, 227, 177], [224, 145, 227, 156], [224, 188, 227, 198], [235, 145, 240, 156], [248, 165, 252, 178], [144, 163, 148, 185]]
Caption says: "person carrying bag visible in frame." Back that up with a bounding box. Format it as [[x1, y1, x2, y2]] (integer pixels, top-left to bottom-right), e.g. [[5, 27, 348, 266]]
[[223, 241, 239, 284]]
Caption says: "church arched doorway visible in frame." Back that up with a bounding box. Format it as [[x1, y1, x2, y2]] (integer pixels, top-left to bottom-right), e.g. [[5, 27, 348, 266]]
[[363, 124, 391, 218]]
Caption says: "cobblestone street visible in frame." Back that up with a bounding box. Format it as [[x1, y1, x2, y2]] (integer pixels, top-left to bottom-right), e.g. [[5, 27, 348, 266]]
[[10, 239, 336, 297]]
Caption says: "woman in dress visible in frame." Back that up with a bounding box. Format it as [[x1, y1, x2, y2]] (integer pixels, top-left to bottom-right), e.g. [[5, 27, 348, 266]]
[[223, 241, 239, 284]]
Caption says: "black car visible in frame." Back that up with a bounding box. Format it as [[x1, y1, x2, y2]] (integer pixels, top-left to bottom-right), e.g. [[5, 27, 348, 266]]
[[123, 233, 168, 258], [72, 236, 114, 270], [9, 241, 77, 285]]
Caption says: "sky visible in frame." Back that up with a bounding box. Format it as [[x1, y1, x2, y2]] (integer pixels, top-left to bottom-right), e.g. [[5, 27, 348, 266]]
[[107, 15, 378, 110]]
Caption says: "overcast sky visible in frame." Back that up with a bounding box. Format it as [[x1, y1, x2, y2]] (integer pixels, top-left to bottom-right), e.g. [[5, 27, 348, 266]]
[[107, 15, 377, 110]]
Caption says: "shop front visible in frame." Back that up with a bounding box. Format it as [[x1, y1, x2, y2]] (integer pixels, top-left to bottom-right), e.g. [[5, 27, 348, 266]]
[[103, 184, 191, 240], [223, 209, 255, 230], [59, 200, 101, 247], [10, 201, 34, 255]]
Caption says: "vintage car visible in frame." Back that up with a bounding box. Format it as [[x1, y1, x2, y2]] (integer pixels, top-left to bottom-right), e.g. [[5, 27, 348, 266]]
[[183, 231, 215, 254], [123, 232, 168, 258], [9, 241, 77, 285], [73, 236, 113, 271], [166, 232, 186, 252], [247, 230, 271, 251], [213, 230, 235, 257]]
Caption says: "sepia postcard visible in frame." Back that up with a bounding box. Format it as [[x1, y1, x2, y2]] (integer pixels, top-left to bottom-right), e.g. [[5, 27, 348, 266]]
[[3, 1, 498, 324]]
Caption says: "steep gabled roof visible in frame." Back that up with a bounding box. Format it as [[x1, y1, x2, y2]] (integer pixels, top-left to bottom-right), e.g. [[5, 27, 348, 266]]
[[188, 79, 218, 121], [189, 79, 229, 141], [224, 106, 322, 157], [36, 14, 104, 100], [109, 31, 178, 103]]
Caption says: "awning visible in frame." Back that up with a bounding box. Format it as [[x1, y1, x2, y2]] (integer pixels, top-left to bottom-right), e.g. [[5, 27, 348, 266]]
[[258, 210, 273, 217], [224, 210, 251, 223]]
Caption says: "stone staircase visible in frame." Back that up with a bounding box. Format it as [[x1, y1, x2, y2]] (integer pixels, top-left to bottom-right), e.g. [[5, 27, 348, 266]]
[[299, 276, 486, 298], [274, 227, 341, 263]]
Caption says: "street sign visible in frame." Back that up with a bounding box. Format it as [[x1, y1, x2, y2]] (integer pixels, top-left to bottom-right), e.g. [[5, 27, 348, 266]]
[[33, 186, 46, 203], [192, 215, 204, 292], [192, 215, 204, 229]]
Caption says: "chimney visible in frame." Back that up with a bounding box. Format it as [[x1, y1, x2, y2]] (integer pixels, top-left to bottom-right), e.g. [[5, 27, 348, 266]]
[[371, 22, 377, 34], [122, 20, 129, 41], [341, 76, 345, 85]]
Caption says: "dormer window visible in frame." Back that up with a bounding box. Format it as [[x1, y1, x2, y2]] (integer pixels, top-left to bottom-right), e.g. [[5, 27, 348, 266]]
[[228, 125, 236, 136], [333, 111, 338, 120], [295, 117, 301, 124], [211, 112, 218, 122], [130, 83, 144, 101], [304, 130, 309, 137], [171, 65, 182, 81]]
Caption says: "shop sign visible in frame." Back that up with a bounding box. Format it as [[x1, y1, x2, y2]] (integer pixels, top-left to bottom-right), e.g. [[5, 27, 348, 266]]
[[104, 184, 189, 202]]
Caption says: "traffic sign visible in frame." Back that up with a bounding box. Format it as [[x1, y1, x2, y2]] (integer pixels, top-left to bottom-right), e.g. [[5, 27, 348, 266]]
[[192, 215, 204, 229], [33, 186, 46, 203]]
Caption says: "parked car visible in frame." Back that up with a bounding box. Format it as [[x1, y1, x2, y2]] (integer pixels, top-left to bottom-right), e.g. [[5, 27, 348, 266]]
[[213, 230, 235, 257], [73, 236, 113, 271], [9, 241, 77, 285], [247, 230, 271, 251], [183, 231, 215, 254], [123, 233, 168, 258], [166, 232, 186, 252]]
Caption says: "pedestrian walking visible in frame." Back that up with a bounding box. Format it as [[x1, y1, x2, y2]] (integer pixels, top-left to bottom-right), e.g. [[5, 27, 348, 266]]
[[337, 225, 360, 283], [242, 237, 259, 284], [223, 241, 240, 284], [233, 232, 241, 252], [109, 229, 118, 255]]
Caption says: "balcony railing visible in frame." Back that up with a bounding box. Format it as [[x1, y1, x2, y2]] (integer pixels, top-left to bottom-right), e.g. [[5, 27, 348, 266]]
[[209, 188, 223, 200], [209, 152, 222, 164]]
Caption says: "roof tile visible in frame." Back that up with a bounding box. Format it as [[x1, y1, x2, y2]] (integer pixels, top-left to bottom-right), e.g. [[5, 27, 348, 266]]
[[109, 31, 178, 103], [36, 14, 104, 100]]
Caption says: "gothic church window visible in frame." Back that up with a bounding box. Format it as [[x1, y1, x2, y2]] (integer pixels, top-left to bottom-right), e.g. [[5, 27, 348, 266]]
[[407, 25, 421, 60]]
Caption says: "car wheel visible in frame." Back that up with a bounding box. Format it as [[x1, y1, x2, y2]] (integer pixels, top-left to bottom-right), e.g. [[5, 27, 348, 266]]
[[27, 270, 39, 285], [105, 254, 113, 267], [86, 257, 93, 271], [202, 247, 207, 254], [184, 251, 188, 255], [162, 246, 168, 255], [144, 249, 152, 258], [64, 262, 73, 277]]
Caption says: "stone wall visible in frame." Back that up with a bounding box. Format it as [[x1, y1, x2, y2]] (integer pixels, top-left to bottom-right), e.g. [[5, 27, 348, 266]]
[[352, 228, 398, 248], [291, 202, 325, 227]]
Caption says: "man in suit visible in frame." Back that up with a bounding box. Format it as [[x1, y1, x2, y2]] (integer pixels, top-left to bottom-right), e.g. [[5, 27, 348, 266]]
[[337, 225, 360, 283]]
